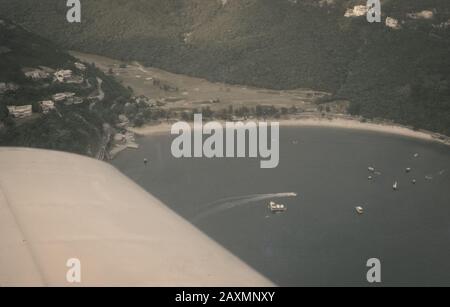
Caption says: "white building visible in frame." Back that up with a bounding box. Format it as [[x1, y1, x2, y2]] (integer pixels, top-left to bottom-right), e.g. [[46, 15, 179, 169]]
[[407, 10, 434, 20], [344, 5, 367, 18], [74, 62, 87, 71], [39, 100, 55, 114], [7, 105, 33, 119], [64, 97, 84, 106], [432, 19, 450, 30], [113, 133, 126, 144], [386, 17, 401, 30], [53, 92, 75, 102], [23, 68, 50, 81], [54, 70, 73, 83]]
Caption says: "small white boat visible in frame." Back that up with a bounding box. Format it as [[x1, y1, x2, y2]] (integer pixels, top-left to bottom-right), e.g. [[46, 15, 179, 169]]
[[368, 175, 373, 180], [412, 179, 417, 184], [368, 167, 375, 172], [393, 181, 398, 190], [414, 153, 419, 158], [406, 167, 411, 173], [355, 206, 364, 215], [268, 201, 287, 213]]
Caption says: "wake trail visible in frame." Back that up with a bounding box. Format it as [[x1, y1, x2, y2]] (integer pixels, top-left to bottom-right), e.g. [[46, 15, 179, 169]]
[[191, 192, 297, 223]]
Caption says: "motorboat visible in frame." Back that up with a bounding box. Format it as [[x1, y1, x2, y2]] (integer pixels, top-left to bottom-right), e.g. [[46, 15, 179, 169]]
[[268, 201, 287, 213]]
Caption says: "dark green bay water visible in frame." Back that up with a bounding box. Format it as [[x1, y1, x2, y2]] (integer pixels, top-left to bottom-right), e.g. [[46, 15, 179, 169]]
[[111, 127, 450, 286]]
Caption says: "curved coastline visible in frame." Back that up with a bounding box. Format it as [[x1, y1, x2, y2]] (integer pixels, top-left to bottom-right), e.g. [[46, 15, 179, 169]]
[[127, 117, 450, 146]]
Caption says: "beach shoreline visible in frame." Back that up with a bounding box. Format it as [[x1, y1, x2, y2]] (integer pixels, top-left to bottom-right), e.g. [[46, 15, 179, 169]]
[[126, 116, 449, 146]]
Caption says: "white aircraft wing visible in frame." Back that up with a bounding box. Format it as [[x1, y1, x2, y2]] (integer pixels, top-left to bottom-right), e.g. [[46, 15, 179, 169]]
[[0, 148, 273, 287]]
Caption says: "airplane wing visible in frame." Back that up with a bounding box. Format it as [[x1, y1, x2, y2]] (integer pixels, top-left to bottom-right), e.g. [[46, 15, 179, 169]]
[[0, 147, 273, 286]]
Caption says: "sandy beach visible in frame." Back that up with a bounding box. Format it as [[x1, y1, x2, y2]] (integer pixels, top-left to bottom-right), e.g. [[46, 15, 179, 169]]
[[127, 116, 449, 146]]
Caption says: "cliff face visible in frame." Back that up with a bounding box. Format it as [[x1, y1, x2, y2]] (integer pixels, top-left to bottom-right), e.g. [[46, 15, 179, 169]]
[[0, 0, 449, 134]]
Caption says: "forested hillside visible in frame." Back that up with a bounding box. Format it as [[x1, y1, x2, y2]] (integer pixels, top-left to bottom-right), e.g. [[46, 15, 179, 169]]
[[0, 19, 132, 155], [0, 0, 449, 134]]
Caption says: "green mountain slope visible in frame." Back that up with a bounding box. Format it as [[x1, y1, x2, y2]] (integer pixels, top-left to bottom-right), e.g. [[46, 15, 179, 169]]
[[0, 0, 449, 134]]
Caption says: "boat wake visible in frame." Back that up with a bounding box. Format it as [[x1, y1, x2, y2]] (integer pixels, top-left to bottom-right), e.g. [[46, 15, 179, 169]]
[[191, 192, 297, 223]]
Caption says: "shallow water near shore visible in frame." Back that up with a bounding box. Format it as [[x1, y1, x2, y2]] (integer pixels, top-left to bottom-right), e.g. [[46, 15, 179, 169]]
[[111, 127, 450, 286]]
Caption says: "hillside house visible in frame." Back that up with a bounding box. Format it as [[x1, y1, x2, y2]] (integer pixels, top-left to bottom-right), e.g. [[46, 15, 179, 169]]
[[64, 97, 84, 106], [74, 62, 87, 71], [23, 68, 50, 80], [407, 10, 434, 20], [386, 17, 401, 30], [39, 100, 55, 114], [54, 70, 73, 82], [7, 105, 32, 119], [53, 92, 75, 102], [344, 5, 367, 18]]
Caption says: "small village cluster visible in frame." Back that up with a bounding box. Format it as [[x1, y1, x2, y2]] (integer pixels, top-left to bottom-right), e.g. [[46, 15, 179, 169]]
[[344, 4, 437, 30], [4, 62, 88, 119]]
